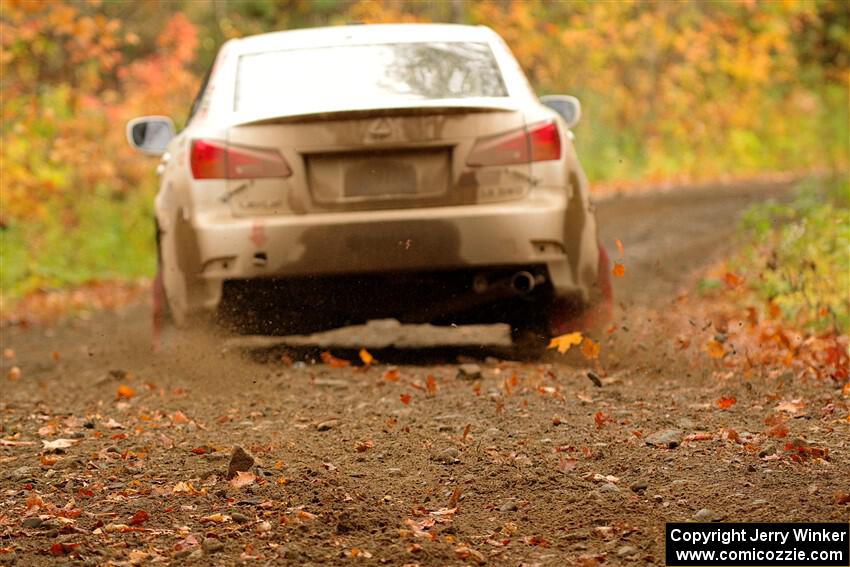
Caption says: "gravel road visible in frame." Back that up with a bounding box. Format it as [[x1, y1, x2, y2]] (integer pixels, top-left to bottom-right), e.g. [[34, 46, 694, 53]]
[[3, 181, 847, 566]]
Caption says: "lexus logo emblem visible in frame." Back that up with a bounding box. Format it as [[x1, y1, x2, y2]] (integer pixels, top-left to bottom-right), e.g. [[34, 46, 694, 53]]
[[366, 118, 392, 140]]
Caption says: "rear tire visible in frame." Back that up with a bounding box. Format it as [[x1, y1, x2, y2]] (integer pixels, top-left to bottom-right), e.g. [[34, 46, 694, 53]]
[[549, 243, 614, 336], [152, 221, 171, 351]]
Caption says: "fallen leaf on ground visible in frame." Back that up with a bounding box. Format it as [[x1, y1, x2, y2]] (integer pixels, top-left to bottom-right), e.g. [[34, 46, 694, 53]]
[[50, 542, 79, 555], [1, 439, 34, 446], [229, 471, 256, 488], [594, 411, 609, 429], [172, 481, 198, 494], [766, 423, 789, 438], [558, 456, 577, 472], [42, 438, 75, 450], [383, 368, 400, 381], [116, 384, 135, 400], [171, 410, 190, 424], [454, 546, 485, 564], [426, 374, 437, 395], [128, 510, 149, 526], [776, 399, 806, 414], [201, 513, 228, 523], [583, 473, 620, 483], [716, 396, 737, 409], [548, 331, 583, 354], [320, 351, 350, 368], [400, 393, 412, 405]]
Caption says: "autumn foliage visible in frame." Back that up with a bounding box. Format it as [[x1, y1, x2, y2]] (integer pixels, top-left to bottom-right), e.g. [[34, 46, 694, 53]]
[[1, 0, 847, 298]]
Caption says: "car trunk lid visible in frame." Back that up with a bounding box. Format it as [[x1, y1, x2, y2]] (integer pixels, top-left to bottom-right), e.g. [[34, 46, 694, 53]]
[[224, 105, 530, 216]]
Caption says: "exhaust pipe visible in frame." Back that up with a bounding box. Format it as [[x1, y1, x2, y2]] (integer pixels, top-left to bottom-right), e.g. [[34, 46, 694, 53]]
[[472, 270, 543, 297], [510, 271, 536, 294]]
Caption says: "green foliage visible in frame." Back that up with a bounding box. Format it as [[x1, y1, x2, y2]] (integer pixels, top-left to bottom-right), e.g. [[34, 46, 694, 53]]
[[735, 178, 850, 332], [1, 0, 848, 299], [1, 190, 155, 296]]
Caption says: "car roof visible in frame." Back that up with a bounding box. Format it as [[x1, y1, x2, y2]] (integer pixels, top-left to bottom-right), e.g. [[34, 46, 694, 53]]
[[230, 23, 499, 54]]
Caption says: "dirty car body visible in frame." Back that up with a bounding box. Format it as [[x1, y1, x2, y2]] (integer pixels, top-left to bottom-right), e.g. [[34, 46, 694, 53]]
[[128, 24, 608, 345]]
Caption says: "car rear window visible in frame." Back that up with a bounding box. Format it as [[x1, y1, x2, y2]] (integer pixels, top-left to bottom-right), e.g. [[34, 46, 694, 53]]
[[234, 42, 508, 114]]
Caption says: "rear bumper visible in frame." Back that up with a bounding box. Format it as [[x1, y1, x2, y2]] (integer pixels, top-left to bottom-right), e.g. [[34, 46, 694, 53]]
[[190, 189, 584, 309]]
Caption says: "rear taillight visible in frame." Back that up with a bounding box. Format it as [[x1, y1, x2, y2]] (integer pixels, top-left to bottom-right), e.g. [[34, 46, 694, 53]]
[[190, 139, 292, 179], [466, 121, 561, 167]]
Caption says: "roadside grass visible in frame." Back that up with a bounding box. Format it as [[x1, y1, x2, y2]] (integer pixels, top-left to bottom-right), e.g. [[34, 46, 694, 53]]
[[0, 187, 156, 298], [705, 177, 849, 334]]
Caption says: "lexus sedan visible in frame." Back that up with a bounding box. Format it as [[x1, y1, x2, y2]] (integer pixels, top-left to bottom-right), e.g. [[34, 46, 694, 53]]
[[127, 23, 611, 354]]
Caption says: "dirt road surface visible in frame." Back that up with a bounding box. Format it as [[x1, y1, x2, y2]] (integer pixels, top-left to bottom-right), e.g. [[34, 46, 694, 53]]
[[2, 182, 848, 566]]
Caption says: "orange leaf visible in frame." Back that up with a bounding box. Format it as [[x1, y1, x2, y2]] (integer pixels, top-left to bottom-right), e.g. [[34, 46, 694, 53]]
[[548, 331, 582, 354], [580, 337, 600, 360], [128, 510, 149, 526], [615, 239, 624, 256], [320, 351, 350, 368], [426, 374, 437, 395], [50, 542, 78, 556], [612, 263, 626, 277], [383, 368, 400, 382], [766, 423, 789, 438], [724, 272, 744, 288], [355, 439, 374, 452], [399, 393, 412, 405], [767, 301, 781, 319], [116, 384, 135, 400], [40, 455, 59, 466], [716, 396, 736, 410], [706, 339, 725, 359], [171, 410, 190, 424], [358, 348, 374, 366], [229, 471, 256, 488], [594, 411, 609, 429], [558, 456, 577, 472]]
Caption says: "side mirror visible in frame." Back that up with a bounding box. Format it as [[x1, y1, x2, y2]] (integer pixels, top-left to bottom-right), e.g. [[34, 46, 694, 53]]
[[126, 116, 175, 156], [540, 95, 581, 129]]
